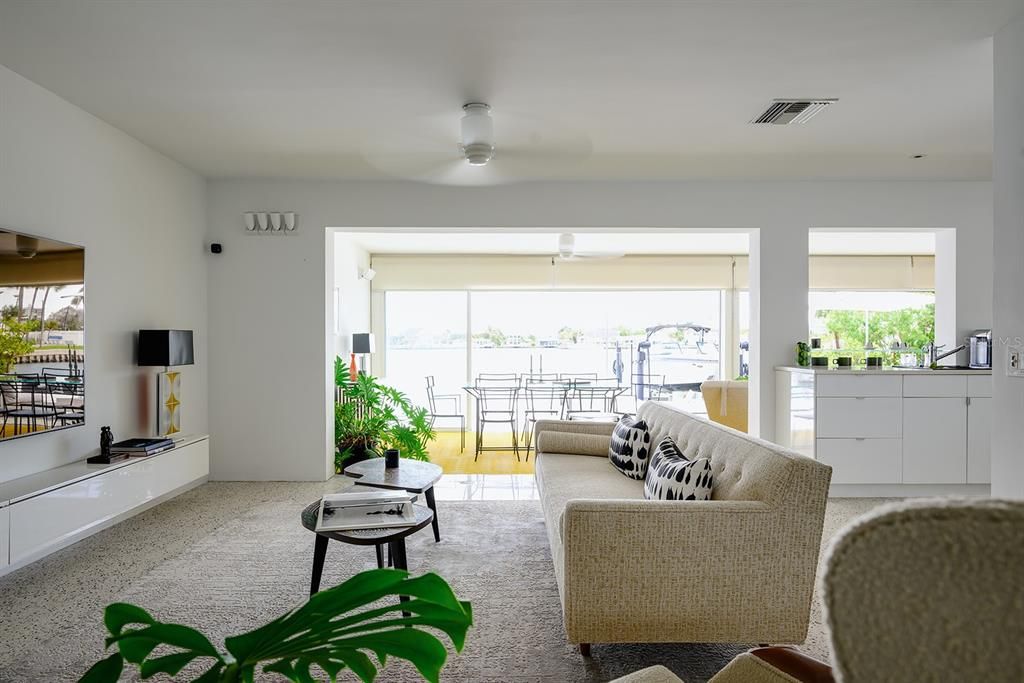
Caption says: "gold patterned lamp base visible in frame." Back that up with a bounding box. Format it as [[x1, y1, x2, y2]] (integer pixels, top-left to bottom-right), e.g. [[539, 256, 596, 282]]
[[158, 370, 182, 436]]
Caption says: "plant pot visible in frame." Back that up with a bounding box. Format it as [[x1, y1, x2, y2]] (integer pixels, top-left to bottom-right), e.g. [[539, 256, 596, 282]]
[[336, 440, 376, 473]]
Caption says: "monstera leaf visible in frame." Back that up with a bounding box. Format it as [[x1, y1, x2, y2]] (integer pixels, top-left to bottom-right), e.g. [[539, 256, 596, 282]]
[[80, 569, 472, 683]]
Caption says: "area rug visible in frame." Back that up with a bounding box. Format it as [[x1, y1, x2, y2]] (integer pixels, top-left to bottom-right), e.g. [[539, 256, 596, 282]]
[[1, 496, 875, 682]]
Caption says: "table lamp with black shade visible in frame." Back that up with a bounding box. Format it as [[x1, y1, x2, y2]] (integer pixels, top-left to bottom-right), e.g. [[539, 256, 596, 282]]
[[138, 330, 194, 437], [352, 333, 375, 375]]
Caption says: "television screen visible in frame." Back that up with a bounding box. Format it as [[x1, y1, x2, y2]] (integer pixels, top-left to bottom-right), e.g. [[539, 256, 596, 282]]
[[0, 230, 85, 442]]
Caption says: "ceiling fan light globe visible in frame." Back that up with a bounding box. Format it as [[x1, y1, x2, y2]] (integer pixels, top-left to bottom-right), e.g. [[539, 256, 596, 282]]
[[463, 142, 494, 165]]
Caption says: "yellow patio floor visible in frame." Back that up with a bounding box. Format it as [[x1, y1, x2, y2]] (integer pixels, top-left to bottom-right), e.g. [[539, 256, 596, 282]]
[[428, 431, 536, 475]]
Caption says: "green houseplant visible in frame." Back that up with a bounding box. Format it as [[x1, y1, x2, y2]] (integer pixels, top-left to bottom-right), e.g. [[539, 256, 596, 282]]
[[80, 569, 472, 683], [0, 318, 35, 374], [335, 370, 435, 472]]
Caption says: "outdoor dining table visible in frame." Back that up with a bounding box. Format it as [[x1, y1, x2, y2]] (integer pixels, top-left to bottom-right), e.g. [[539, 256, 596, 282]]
[[462, 381, 630, 458]]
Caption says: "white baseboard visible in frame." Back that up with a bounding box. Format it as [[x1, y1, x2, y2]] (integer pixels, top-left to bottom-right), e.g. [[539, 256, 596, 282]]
[[830, 483, 991, 498]]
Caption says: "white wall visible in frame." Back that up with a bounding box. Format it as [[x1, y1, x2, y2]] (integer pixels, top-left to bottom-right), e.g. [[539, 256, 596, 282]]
[[332, 235, 371, 359], [992, 15, 1024, 500], [207, 179, 991, 479], [0, 65, 208, 483]]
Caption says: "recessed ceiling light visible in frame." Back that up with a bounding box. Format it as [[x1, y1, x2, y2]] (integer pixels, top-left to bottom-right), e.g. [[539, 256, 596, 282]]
[[910, 154, 927, 159]]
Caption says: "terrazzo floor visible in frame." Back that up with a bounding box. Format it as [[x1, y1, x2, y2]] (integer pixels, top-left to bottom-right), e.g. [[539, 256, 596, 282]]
[[0, 477, 886, 682]]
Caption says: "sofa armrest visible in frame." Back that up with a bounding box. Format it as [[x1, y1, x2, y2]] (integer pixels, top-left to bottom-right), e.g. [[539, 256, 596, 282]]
[[560, 499, 816, 643]]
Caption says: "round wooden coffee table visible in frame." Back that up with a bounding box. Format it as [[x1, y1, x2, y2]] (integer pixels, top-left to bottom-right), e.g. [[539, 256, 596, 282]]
[[300, 499, 433, 596], [343, 458, 444, 542]]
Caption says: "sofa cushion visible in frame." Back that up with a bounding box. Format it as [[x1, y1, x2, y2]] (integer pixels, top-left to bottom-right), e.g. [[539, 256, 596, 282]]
[[608, 415, 653, 479], [638, 401, 798, 503], [643, 436, 713, 501], [536, 451, 644, 535]]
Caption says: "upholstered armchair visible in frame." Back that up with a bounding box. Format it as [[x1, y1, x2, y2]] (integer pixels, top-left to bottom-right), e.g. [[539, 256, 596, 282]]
[[700, 380, 748, 432], [613, 498, 1024, 682]]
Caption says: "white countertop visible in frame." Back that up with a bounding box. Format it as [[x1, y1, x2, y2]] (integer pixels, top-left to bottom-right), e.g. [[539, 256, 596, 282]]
[[0, 434, 208, 506], [777, 365, 991, 375]]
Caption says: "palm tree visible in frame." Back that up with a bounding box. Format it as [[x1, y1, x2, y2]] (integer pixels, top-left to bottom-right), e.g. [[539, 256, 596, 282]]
[[37, 285, 56, 344]]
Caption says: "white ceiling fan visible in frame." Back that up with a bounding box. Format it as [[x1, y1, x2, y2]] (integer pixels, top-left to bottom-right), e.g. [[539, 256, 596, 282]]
[[360, 102, 591, 186], [554, 233, 624, 261]]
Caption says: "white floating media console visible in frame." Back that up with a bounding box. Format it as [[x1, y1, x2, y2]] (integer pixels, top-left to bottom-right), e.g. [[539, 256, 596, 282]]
[[0, 434, 209, 576]]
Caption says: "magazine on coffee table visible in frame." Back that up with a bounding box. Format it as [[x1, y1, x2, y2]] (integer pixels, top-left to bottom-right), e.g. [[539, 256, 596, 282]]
[[315, 490, 417, 532]]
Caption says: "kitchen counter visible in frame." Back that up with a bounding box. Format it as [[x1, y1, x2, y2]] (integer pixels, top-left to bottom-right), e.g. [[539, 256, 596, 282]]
[[775, 367, 991, 497], [777, 365, 991, 375]]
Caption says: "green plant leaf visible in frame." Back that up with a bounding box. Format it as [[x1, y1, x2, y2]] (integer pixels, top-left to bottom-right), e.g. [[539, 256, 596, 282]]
[[78, 652, 123, 683], [114, 635, 161, 664], [111, 623, 221, 658], [103, 602, 154, 636], [338, 630, 449, 683], [139, 651, 200, 678], [83, 569, 471, 683]]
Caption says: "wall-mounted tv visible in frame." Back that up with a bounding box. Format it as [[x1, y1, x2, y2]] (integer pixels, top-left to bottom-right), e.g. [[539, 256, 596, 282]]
[[0, 229, 85, 442]]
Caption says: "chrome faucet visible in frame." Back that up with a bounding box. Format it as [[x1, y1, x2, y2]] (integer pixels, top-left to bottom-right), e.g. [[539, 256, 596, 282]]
[[925, 342, 967, 367]]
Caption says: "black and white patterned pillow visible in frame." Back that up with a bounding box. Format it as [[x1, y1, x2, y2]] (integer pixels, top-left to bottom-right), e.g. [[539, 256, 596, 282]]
[[608, 415, 652, 479], [643, 437, 714, 501]]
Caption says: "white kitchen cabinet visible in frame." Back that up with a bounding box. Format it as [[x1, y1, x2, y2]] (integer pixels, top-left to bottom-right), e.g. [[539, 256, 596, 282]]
[[777, 367, 991, 493], [816, 398, 901, 438], [902, 398, 967, 484], [816, 438, 901, 484], [967, 397, 992, 484]]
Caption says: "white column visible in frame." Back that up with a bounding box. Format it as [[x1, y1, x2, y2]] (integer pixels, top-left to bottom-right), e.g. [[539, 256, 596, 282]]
[[992, 14, 1024, 499], [748, 226, 809, 441], [933, 228, 958, 356]]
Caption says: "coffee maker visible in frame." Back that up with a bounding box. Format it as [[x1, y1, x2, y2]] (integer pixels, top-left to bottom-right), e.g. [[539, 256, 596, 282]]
[[969, 330, 992, 369]]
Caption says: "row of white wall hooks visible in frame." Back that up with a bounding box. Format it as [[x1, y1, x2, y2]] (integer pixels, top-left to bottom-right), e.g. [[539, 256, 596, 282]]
[[243, 211, 298, 233]]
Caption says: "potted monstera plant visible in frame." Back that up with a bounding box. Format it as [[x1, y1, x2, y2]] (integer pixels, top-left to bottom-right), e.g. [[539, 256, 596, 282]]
[[335, 370, 435, 472], [80, 569, 472, 683]]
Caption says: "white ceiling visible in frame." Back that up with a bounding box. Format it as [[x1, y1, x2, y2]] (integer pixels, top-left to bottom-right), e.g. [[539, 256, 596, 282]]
[[343, 230, 935, 256], [1, 1, 1021, 181]]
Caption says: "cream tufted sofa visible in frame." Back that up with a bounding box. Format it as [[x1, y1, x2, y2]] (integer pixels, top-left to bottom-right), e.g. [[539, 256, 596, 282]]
[[533, 401, 832, 652]]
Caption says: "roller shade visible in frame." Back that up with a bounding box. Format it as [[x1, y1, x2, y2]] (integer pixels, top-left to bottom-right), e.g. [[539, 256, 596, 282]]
[[369, 254, 933, 292], [370, 254, 739, 290]]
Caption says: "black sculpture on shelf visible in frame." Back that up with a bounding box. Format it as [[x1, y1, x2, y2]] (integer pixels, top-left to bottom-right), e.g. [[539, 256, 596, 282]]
[[100, 426, 113, 458]]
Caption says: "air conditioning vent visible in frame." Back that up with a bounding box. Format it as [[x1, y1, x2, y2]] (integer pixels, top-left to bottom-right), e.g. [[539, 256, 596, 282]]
[[751, 99, 837, 125]]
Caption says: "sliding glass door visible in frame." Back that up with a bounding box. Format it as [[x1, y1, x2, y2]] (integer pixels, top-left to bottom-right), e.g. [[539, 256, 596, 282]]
[[383, 291, 467, 407]]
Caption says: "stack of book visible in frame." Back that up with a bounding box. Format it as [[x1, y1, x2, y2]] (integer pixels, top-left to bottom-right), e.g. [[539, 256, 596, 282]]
[[111, 438, 176, 457], [315, 490, 416, 532]]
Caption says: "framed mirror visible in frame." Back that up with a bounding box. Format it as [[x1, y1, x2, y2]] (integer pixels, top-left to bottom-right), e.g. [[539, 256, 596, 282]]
[[0, 229, 85, 441]]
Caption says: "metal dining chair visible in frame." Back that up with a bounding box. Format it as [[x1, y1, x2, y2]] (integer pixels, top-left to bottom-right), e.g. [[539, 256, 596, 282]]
[[49, 381, 85, 426], [425, 376, 465, 452], [0, 379, 59, 436], [520, 381, 569, 459], [521, 372, 558, 384], [558, 372, 599, 382], [474, 376, 521, 461], [476, 372, 519, 384], [564, 377, 623, 420]]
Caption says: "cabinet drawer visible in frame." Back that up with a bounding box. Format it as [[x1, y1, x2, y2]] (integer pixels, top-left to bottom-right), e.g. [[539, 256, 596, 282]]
[[967, 375, 992, 398], [817, 438, 901, 484], [903, 374, 967, 397], [816, 398, 901, 438], [816, 374, 901, 398]]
